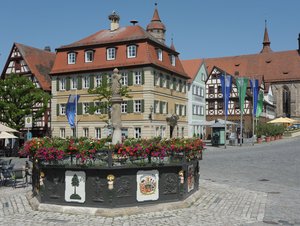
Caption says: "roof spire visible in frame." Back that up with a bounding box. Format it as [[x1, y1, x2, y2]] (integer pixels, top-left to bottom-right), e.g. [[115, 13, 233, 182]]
[[146, 3, 166, 43], [170, 36, 176, 51], [260, 20, 273, 53]]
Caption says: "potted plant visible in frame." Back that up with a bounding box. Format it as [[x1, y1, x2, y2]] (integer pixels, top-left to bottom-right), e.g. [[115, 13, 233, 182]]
[[256, 124, 263, 144]]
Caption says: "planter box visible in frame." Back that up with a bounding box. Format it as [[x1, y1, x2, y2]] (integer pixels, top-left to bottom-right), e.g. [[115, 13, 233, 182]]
[[265, 136, 271, 142]]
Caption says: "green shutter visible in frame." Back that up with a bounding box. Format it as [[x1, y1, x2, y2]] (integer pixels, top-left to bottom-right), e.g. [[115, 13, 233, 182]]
[[153, 71, 156, 86], [127, 100, 133, 113], [102, 74, 107, 86], [90, 75, 94, 89], [160, 101, 163, 114], [66, 77, 70, 91], [142, 70, 145, 85], [77, 76, 82, 90], [77, 103, 82, 115], [179, 105, 182, 116], [159, 74, 163, 87], [57, 104, 59, 116], [173, 79, 176, 90], [128, 71, 133, 86], [141, 100, 144, 112], [56, 78, 60, 91], [89, 102, 94, 114]]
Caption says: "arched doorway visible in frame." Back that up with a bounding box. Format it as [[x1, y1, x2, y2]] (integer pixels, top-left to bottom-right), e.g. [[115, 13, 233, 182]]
[[282, 86, 291, 117]]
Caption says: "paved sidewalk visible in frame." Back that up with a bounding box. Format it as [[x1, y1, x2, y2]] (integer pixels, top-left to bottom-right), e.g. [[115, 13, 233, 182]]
[[0, 179, 268, 226]]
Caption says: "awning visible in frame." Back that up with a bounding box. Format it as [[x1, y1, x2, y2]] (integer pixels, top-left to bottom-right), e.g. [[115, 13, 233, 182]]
[[0, 124, 18, 133], [0, 131, 18, 139], [267, 117, 297, 124]]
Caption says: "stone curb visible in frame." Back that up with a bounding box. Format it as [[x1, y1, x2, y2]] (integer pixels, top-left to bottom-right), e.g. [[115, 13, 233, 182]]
[[25, 188, 203, 217]]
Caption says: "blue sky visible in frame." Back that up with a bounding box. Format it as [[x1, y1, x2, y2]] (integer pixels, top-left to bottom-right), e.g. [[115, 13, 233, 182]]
[[1, 0, 299, 71]]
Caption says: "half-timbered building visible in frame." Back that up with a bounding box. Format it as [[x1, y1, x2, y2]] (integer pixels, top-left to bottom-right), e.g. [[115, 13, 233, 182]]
[[1, 43, 55, 137], [205, 25, 300, 125]]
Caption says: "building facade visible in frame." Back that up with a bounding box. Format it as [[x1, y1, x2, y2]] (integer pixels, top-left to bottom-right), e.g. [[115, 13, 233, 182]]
[[205, 26, 300, 122], [1, 43, 55, 137], [50, 8, 189, 139], [182, 59, 207, 138]]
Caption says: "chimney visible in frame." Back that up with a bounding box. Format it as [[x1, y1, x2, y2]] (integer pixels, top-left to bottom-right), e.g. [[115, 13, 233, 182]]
[[108, 11, 120, 31], [130, 20, 138, 26], [44, 46, 51, 52]]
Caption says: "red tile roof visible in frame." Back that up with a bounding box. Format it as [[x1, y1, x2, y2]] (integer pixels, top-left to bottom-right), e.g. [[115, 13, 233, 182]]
[[205, 50, 300, 84], [51, 25, 189, 79], [2, 43, 55, 91], [181, 59, 203, 83]]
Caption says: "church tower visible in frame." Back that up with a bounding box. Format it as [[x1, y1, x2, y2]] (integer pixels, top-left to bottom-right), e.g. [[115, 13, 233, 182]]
[[146, 4, 166, 43]]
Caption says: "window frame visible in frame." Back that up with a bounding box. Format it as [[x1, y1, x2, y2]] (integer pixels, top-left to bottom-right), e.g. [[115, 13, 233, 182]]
[[134, 127, 141, 138], [134, 71, 142, 85], [84, 50, 94, 63], [121, 72, 128, 86], [83, 128, 89, 137], [107, 47, 116, 60], [127, 45, 137, 58], [157, 48, 163, 61], [95, 75, 102, 87], [95, 128, 101, 139], [121, 101, 127, 113], [82, 76, 90, 89], [83, 103, 90, 115], [134, 100, 142, 113], [60, 77, 66, 90], [71, 77, 77, 89], [67, 52, 76, 64], [60, 104, 66, 115], [60, 128, 66, 138]]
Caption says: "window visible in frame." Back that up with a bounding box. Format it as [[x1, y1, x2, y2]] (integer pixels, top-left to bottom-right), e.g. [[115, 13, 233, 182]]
[[218, 101, 223, 109], [170, 78, 174, 90], [157, 49, 163, 61], [85, 50, 94, 62], [162, 127, 166, 138], [154, 101, 159, 113], [193, 85, 196, 95], [200, 87, 204, 97], [193, 105, 197, 115], [181, 105, 186, 116], [197, 86, 200, 96], [60, 104, 66, 115], [209, 102, 214, 110], [134, 100, 142, 113], [107, 48, 116, 60], [170, 55, 176, 66], [121, 101, 127, 113], [83, 128, 89, 137], [83, 76, 90, 89], [162, 102, 167, 114], [60, 128, 65, 138], [201, 73, 206, 82], [200, 106, 204, 115], [68, 52, 76, 64], [121, 72, 128, 86], [71, 77, 77, 89], [95, 102, 101, 114], [155, 127, 160, 137], [134, 127, 141, 138], [209, 86, 214, 94], [217, 85, 222, 94], [127, 45, 136, 58], [182, 82, 186, 93], [175, 104, 180, 115], [155, 74, 160, 86], [60, 78, 66, 90], [134, 71, 142, 85], [121, 128, 128, 139], [176, 80, 180, 91], [235, 101, 240, 109], [83, 103, 89, 114], [95, 75, 102, 87], [95, 128, 101, 139], [181, 127, 184, 138], [162, 75, 167, 88]]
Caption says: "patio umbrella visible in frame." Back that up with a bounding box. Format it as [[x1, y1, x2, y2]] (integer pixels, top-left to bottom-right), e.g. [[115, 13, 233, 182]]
[[267, 117, 297, 124], [0, 131, 18, 139], [0, 124, 18, 133]]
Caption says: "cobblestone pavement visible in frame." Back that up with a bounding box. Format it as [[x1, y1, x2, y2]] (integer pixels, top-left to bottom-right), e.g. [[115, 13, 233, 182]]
[[0, 178, 267, 226]]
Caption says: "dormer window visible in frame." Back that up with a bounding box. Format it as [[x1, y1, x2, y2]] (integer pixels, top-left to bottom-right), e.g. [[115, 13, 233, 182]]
[[68, 52, 76, 64], [127, 45, 137, 58], [170, 55, 176, 66], [85, 50, 94, 63], [157, 49, 163, 61], [107, 48, 116, 60]]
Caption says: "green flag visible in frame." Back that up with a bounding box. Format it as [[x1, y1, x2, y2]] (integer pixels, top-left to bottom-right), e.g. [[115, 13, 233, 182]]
[[236, 77, 249, 113], [256, 90, 264, 118]]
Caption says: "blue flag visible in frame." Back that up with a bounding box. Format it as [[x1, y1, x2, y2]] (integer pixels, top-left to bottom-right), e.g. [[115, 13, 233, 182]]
[[250, 79, 259, 117], [220, 74, 232, 116], [66, 94, 80, 128]]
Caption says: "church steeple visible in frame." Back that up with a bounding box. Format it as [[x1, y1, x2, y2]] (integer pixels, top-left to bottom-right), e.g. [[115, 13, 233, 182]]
[[260, 20, 273, 53], [146, 3, 166, 43]]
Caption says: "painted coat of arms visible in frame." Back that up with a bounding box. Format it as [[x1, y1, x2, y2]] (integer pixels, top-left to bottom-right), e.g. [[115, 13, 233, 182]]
[[136, 170, 159, 202], [65, 171, 86, 203]]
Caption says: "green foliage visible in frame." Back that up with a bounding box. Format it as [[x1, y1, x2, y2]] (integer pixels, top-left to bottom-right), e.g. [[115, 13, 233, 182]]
[[0, 74, 50, 130], [256, 123, 285, 137]]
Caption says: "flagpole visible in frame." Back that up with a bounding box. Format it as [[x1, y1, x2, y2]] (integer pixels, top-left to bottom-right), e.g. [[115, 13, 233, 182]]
[[252, 78, 255, 146], [76, 88, 78, 138], [224, 72, 227, 149]]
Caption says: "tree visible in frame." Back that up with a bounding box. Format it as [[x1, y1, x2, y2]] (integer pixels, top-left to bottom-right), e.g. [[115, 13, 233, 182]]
[[70, 173, 81, 200], [0, 74, 50, 130], [88, 74, 131, 124]]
